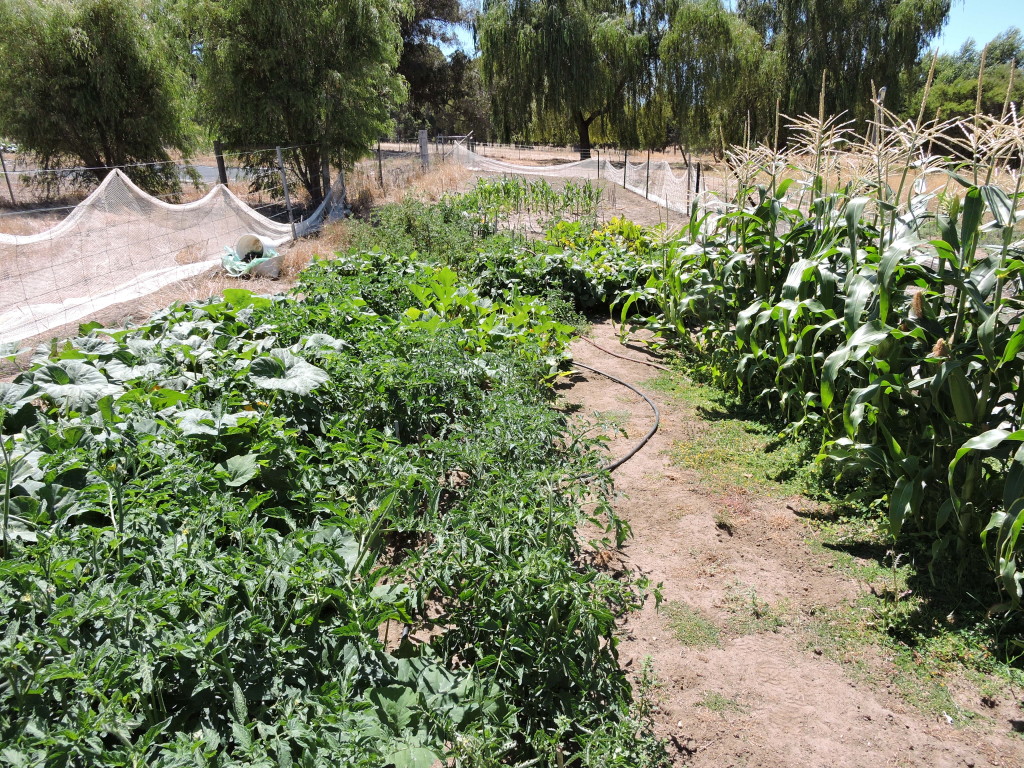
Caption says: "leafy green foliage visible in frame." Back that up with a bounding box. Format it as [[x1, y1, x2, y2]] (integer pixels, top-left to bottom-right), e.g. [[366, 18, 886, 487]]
[[614, 133, 1024, 611], [197, 0, 407, 203], [658, 0, 782, 150], [909, 28, 1024, 123], [738, 0, 950, 123], [0, 189, 667, 763], [479, 0, 651, 155], [0, 0, 196, 191]]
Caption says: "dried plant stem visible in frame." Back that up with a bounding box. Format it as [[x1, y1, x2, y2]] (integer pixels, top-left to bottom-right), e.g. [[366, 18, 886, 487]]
[[976, 45, 988, 185]]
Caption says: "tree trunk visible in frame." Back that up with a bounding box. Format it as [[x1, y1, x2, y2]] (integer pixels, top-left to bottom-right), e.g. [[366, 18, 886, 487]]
[[576, 112, 593, 160]]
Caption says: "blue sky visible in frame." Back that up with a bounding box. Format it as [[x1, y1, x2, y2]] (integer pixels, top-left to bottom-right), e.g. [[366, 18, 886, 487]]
[[937, 0, 1022, 52]]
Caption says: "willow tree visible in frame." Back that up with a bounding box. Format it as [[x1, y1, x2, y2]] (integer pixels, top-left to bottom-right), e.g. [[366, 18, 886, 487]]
[[0, 0, 196, 192], [658, 0, 779, 153], [478, 0, 652, 157], [198, 0, 407, 204], [737, 0, 950, 120]]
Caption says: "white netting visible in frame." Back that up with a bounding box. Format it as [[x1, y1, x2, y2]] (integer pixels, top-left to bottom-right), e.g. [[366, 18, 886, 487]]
[[451, 143, 720, 215], [0, 169, 341, 343]]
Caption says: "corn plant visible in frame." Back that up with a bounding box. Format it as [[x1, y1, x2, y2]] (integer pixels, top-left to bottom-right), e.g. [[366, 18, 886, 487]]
[[616, 101, 1024, 608]]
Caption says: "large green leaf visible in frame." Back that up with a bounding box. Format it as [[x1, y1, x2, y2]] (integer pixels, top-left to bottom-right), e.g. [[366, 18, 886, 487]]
[[217, 454, 260, 487], [32, 361, 122, 410], [368, 686, 419, 734], [250, 351, 330, 395], [384, 745, 441, 768]]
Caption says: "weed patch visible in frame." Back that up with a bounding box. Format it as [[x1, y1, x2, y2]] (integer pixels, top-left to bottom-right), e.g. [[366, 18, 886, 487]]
[[664, 602, 722, 648]]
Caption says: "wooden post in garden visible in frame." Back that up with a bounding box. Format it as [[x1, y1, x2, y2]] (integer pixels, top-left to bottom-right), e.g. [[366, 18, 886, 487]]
[[645, 149, 651, 199], [320, 141, 331, 203], [0, 148, 15, 205], [695, 161, 702, 196], [418, 129, 429, 170], [276, 146, 297, 240], [623, 149, 628, 189], [377, 141, 384, 188], [213, 140, 228, 186]]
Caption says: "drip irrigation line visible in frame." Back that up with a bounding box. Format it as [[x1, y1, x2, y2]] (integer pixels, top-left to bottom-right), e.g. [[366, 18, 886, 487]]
[[573, 361, 660, 477], [579, 335, 671, 371]]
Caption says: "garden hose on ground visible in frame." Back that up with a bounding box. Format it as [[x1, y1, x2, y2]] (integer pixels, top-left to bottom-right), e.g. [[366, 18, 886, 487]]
[[579, 335, 671, 372], [573, 360, 660, 476]]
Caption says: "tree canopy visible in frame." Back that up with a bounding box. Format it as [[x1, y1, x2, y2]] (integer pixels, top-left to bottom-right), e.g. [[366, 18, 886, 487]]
[[0, 0, 196, 191], [738, 0, 950, 121], [657, 0, 781, 152], [395, 0, 490, 137], [909, 27, 1023, 122], [197, 0, 407, 204], [478, 0, 651, 157]]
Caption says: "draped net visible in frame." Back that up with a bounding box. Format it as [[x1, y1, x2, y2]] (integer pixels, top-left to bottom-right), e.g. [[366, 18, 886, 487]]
[[1, 170, 341, 343]]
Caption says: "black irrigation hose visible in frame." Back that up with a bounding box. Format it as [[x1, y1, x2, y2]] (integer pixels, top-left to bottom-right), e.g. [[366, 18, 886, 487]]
[[573, 361, 660, 477], [579, 335, 671, 371]]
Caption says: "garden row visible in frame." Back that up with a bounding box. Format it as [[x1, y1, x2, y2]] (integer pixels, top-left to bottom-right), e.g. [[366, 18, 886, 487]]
[[0, 185, 665, 766]]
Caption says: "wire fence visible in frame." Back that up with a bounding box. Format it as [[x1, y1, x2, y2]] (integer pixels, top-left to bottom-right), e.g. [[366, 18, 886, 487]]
[[377, 138, 736, 209], [0, 137, 735, 345], [0, 145, 333, 344]]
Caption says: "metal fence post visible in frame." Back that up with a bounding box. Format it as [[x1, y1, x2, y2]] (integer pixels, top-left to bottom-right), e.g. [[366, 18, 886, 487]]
[[622, 149, 628, 189], [645, 149, 651, 199], [276, 146, 297, 240]]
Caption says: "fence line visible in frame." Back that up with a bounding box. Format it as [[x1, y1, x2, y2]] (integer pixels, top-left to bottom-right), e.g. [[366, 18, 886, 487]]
[[0, 144, 340, 345], [0, 136, 735, 345]]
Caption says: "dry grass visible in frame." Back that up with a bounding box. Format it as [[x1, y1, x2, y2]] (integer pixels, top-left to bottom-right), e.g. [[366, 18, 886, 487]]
[[346, 157, 474, 210]]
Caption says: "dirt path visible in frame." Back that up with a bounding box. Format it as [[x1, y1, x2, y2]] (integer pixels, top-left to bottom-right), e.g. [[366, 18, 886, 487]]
[[565, 320, 1024, 768]]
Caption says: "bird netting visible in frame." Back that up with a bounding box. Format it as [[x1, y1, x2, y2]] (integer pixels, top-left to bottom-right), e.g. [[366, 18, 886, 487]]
[[0, 169, 341, 344], [450, 143, 732, 214]]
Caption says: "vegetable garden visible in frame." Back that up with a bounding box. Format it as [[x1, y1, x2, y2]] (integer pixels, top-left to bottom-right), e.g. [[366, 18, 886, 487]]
[[3, 104, 1024, 764]]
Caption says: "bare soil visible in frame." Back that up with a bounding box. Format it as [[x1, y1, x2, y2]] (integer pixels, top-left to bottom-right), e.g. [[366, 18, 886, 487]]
[[563, 320, 1024, 768]]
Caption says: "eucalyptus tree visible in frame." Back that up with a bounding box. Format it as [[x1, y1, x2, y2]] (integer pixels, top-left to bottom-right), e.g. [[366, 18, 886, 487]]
[[0, 0, 196, 192], [478, 0, 653, 157], [737, 0, 950, 120], [197, 0, 407, 204]]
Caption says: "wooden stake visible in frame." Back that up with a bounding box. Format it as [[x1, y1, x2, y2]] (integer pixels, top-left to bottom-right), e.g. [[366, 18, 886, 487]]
[[0, 149, 15, 205], [276, 146, 296, 240], [320, 141, 331, 203], [377, 141, 384, 189], [213, 140, 228, 186]]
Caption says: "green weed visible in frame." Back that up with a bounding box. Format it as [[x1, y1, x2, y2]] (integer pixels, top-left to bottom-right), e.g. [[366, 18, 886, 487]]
[[648, 373, 820, 497], [722, 583, 788, 634], [664, 602, 722, 648], [694, 691, 746, 713]]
